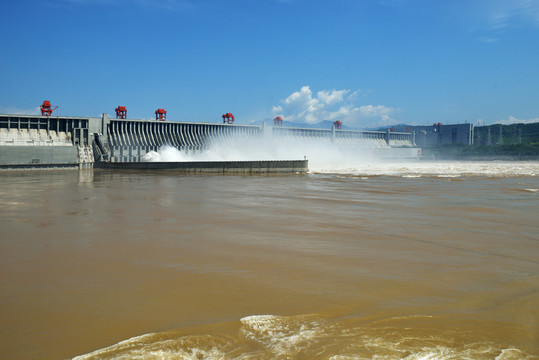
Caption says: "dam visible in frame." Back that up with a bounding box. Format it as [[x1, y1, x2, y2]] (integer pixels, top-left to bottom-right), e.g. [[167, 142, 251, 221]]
[[0, 111, 419, 170]]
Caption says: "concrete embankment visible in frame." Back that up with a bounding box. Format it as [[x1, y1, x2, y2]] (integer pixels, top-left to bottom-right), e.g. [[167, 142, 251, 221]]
[[95, 160, 309, 174]]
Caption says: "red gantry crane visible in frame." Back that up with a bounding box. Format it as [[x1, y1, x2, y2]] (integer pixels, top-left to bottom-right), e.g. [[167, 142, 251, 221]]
[[40, 100, 58, 116], [115, 106, 127, 119], [222, 113, 234, 124], [273, 116, 283, 126], [333, 120, 342, 129], [155, 109, 167, 121]]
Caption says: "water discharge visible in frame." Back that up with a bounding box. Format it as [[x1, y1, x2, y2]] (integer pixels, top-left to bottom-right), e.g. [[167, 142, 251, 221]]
[[142, 142, 537, 177], [141, 139, 378, 171]]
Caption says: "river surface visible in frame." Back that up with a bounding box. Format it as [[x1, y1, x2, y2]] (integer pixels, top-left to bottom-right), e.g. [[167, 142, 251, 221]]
[[0, 161, 538, 360]]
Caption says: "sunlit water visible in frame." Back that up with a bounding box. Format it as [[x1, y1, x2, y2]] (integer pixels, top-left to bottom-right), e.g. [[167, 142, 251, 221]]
[[0, 160, 537, 360]]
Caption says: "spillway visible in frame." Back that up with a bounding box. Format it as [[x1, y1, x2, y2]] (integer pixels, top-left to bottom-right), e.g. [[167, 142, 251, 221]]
[[0, 113, 419, 170]]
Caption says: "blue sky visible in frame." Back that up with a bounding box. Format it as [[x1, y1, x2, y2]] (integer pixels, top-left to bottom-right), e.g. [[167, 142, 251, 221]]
[[1, 0, 538, 129]]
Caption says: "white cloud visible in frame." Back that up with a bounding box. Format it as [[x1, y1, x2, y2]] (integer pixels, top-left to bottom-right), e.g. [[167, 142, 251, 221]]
[[463, 0, 539, 42], [317, 89, 349, 105], [476, 0, 539, 29], [478, 36, 498, 43], [476, 119, 486, 126], [282, 86, 323, 116], [496, 115, 539, 125], [358, 104, 394, 118], [272, 86, 400, 128]]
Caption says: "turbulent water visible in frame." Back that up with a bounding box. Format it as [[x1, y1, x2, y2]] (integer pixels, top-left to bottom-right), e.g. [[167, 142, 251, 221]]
[[0, 160, 538, 360]]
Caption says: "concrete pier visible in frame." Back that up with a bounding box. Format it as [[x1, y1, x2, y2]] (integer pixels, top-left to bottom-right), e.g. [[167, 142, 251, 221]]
[[96, 160, 309, 174]]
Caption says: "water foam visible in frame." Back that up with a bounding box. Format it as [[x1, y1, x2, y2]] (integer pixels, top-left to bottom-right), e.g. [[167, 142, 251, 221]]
[[311, 161, 539, 177], [73, 333, 235, 360], [73, 314, 538, 359], [495, 348, 536, 360], [240, 314, 325, 357]]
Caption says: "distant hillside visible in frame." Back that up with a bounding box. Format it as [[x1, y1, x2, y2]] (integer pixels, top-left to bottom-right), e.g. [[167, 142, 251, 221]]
[[365, 124, 411, 131], [420, 122, 539, 159], [474, 122, 539, 145]]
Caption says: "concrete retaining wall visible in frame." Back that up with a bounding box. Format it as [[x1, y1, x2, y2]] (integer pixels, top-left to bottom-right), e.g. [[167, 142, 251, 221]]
[[0, 146, 79, 168], [96, 160, 309, 174]]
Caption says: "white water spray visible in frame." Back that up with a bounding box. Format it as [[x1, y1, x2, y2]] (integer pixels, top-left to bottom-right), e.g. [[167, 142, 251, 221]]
[[141, 137, 380, 171], [140, 139, 539, 177]]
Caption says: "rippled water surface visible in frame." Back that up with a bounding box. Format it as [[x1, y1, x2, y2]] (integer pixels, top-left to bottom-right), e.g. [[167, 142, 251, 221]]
[[0, 161, 538, 359]]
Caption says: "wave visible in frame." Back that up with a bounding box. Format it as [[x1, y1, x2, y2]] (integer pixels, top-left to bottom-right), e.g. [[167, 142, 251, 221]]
[[310, 161, 539, 177], [73, 314, 537, 359]]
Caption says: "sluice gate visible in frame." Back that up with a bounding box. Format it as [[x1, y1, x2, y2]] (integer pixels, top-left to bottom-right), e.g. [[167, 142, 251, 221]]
[[272, 126, 414, 148], [107, 120, 262, 162]]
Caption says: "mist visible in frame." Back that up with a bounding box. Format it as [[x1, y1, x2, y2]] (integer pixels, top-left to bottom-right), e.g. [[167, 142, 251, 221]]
[[140, 139, 539, 177], [140, 138, 379, 172]]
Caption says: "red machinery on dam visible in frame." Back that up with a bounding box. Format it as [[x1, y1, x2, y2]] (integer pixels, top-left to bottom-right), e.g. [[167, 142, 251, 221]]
[[40, 101, 58, 116]]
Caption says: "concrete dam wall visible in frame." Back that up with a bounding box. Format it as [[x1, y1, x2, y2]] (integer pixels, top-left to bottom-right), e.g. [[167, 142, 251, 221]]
[[0, 113, 418, 168], [272, 126, 414, 148], [107, 119, 263, 162], [108, 120, 416, 162], [0, 115, 94, 168]]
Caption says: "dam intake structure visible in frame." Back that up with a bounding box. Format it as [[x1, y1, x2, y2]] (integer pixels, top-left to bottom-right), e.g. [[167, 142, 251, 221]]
[[0, 112, 419, 170]]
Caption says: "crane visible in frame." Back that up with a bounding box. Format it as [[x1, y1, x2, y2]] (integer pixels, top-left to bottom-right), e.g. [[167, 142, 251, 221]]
[[222, 113, 234, 124], [40, 100, 58, 116], [115, 106, 127, 119], [155, 109, 167, 121]]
